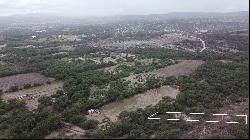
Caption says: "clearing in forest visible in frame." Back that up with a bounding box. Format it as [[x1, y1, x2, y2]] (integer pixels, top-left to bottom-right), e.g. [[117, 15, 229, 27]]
[[151, 60, 204, 77], [1, 81, 63, 111], [87, 86, 180, 122], [0, 73, 54, 92], [123, 60, 204, 85]]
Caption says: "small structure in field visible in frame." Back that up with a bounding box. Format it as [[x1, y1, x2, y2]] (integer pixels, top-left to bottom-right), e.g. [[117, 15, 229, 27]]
[[88, 109, 101, 115]]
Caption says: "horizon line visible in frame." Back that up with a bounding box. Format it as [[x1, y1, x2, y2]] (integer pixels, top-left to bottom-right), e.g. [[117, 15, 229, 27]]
[[0, 10, 248, 18]]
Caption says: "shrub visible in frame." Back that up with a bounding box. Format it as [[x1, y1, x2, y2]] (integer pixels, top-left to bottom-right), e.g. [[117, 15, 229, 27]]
[[81, 120, 98, 130], [33, 83, 42, 87], [24, 84, 32, 89], [46, 81, 51, 84], [8, 85, 18, 92]]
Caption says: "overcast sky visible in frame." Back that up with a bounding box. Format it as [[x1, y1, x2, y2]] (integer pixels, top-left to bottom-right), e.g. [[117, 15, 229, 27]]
[[0, 0, 248, 16]]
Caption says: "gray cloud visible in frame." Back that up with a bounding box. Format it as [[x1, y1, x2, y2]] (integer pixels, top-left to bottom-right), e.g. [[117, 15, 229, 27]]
[[0, 0, 248, 16]]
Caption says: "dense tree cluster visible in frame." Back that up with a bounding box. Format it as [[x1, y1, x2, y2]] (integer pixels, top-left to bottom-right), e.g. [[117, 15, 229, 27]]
[[0, 100, 63, 139], [0, 64, 19, 77]]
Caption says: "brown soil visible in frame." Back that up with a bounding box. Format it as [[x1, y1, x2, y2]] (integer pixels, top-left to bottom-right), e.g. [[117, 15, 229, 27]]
[[218, 60, 233, 64], [151, 60, 204, 77], [0, 73, 54, 92], [1, 81, 63, 111], [87, 86, 180, 122]]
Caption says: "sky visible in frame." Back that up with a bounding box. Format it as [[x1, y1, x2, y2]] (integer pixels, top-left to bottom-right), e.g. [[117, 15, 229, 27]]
[[0, 0, 249, 16]]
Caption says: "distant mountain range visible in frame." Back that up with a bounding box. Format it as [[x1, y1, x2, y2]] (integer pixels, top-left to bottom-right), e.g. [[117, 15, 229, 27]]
[[0, 11, 248, 25]]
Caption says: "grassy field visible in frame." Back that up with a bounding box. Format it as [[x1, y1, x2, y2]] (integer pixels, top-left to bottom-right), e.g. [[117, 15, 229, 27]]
[[87, 85, 180, 122]]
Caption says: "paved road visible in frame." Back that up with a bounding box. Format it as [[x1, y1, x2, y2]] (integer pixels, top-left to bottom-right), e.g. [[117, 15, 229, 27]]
[[198, 38, 206, 52]]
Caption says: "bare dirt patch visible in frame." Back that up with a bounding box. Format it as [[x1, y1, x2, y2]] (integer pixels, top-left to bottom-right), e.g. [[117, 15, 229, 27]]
[[0, 73, 54, 92], [104, 62, 135, 73], [1, 81, 63, 111], [218, 60, 233, 64], [151, 60, 204, 77], [58, 45, 76, 51], [123, 73, 152, 87], [87, 86, 180, 122]]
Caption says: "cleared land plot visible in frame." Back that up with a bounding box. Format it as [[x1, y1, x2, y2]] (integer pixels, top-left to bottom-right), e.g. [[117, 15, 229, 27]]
[[1, 81, 63, 110], [218, 60, 233, 64], [0, 73, 54, 92], [151, 60, 204, 77], [87, 86, 180, 122], [103, 62, 135, 72], [123, 73, 152, 86], [123, 60, 204, 85], [58, 45, 76, 51]]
